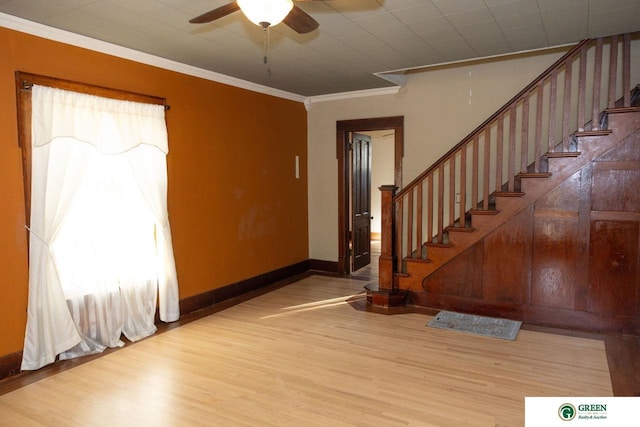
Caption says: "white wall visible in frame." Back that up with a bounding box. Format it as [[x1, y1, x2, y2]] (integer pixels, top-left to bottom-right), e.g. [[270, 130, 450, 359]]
[[370, 130, 395, 235], [307, 48, 572, 262]]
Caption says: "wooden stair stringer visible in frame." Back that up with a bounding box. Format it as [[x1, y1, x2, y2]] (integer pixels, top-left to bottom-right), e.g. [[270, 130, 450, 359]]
[[395, 110, 640, 292]]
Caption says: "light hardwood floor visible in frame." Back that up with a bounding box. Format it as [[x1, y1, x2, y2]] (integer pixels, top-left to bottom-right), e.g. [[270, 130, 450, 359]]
[[0, 273, 612, 426]]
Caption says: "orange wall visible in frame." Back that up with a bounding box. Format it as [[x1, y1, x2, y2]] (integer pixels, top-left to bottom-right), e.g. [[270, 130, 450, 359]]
[[0, 27, 308, 358]]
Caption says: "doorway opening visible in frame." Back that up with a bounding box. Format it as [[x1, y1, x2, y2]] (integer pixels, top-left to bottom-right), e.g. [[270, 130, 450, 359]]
[[336, 116, 404, 275]]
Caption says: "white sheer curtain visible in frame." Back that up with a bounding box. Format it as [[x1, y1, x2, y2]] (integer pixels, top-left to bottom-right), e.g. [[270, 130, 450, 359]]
[[21, 85, 179, 371]]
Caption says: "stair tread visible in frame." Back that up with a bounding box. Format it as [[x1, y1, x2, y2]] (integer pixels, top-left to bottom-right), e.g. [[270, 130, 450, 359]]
[[516, 172, 552, 178], [545, 151, 581, 158], [575, 130, 612, 137], [446, 226, 475, 232], [405, 257, 432, 264], [493, 191, 525, 197], [469, 209, 500, 215], [424, 242, 453, 248], [604, 106, 640, 114]]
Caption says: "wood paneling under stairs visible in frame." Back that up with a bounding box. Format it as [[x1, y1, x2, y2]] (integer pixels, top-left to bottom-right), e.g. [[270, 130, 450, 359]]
[[401, 110, 640, 335], [0, 275, 616, 426]]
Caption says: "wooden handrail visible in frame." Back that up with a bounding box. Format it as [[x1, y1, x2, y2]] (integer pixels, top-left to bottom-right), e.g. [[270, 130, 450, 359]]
[[394, 38, 591, 201]]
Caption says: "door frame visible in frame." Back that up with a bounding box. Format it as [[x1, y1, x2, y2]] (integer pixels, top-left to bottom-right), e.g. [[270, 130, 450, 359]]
[[336, 116, 404, 275]]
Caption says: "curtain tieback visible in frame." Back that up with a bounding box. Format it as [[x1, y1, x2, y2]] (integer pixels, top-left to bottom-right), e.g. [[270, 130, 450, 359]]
[[24, 225, 49, 246]]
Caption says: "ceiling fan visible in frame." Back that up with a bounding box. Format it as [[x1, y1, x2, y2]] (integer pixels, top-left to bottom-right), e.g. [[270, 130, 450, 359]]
[[189, 0, 325, 34]]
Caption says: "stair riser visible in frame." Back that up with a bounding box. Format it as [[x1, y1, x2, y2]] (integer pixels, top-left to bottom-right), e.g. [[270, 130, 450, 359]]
[[519, 175, 556, 194], [493, 196, 522, 212], [438, 230, 478, 249], [606, 109, 640, 131], [469, 214, 501, 230]]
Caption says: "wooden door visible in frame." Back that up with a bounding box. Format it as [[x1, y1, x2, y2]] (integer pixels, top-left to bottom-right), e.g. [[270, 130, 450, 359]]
[[351, 132, 371, 271]]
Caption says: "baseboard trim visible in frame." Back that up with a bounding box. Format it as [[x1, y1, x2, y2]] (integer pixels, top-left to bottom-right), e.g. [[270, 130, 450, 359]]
[[180, 260, 310, 315], [0, 352, 22, 382], [309, 259, 339, 274]]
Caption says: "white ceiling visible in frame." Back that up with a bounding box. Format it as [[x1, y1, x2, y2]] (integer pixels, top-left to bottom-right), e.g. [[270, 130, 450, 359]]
[[1, 0, 640, 96]]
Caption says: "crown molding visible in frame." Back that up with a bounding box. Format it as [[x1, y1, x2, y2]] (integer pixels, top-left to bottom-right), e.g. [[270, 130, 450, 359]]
[[377, 43, 576, 76], [305, 85, 401, 109], [0, 12, 307, 104]]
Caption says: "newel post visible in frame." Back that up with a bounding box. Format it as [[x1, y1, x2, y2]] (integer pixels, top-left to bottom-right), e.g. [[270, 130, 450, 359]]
[[378, 185, 397, 291], [368, 185, 406, 308]]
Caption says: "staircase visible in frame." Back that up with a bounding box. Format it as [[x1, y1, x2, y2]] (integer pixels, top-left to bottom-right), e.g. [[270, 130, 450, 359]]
[[371, 32, 640, 334]]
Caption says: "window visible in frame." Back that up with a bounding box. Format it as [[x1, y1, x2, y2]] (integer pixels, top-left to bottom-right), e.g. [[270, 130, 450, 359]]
[[16, 73, 179, 370]]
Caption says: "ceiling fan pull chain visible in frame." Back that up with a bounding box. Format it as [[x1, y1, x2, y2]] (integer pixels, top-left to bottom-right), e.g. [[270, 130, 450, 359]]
[[263, 25, 272, 77], [263, 25, 268, 65]]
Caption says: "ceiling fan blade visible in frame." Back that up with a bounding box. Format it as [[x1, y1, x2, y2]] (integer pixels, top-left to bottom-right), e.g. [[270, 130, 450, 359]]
[[283, 5, 319, 34], [189, 2, 240, 24]]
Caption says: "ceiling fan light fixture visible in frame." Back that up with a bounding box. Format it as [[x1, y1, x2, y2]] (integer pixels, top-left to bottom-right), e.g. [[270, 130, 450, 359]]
[[237, 0, 294, 27]]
